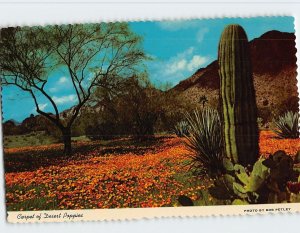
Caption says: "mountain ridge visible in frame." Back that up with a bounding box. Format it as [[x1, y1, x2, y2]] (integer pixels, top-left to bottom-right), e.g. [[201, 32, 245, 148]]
[[173, 30, 297, 92], [171, 30, 298, 120]]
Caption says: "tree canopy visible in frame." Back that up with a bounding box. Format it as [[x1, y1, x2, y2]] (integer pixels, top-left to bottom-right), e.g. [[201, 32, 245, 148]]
[[0, 23, 146, 154]]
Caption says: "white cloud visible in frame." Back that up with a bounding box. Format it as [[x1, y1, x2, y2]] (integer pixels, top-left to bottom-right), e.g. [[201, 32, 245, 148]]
[[166, 59, 187, 74], [31, 103, 48, 113], [149, 46, 211, 86], [49, 87, 58, 93], [180, 46, 194, 57], [52, 95, 77, 105], [164, 47, 209, 75], [196, 28, 209, 42], [58, 76, 68, 84], [38, 103, 48, 111], [48, 76, 71, 93], [157, 20, 200, 31], [187, 55, 209, 72]]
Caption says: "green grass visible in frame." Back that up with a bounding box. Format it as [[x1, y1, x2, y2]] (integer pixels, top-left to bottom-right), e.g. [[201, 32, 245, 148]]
[[4, 131, 169, 149], [71, 135, 91, 142], [3, 132, 94, 148], [171, 165, 229, 206], [7, 196, 58, 211], [6, 184, 58, 211], [3, 131, 59, 148]]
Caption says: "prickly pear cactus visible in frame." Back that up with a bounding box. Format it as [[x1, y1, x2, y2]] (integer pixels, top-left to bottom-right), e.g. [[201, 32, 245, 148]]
[[211, 151, 296, 204], [218, 24, 259, 167], [262, 150, 294, 203], [232, 159, 270, 203]]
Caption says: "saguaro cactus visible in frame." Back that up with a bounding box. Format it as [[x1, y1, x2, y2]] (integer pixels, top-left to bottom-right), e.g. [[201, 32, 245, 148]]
[[218, 24, 259, 167]]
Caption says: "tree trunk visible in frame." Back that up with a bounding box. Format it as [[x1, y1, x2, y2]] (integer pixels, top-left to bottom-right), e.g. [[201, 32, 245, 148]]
[[62, 127, 72, 155]]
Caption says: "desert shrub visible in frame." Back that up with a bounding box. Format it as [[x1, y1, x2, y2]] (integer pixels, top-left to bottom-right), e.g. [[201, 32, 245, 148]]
[[86, 122, 118, 140], [272, 111, 299, 139], [160, 109, 190, 134], [91, 75, 163, 139], [257, 117, 264, 129], [72, 117, 89, 137], [185, 108, 224, 177], [3, 120, 22, 135], [257, 106, 273, 124], [174, 120, 190, 137], [43, 121, 62, 142], [277, 96, 299, 116]]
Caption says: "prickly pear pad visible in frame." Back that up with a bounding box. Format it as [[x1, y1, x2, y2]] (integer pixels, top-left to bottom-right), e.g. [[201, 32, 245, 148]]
[[1, 16, 299, 223]]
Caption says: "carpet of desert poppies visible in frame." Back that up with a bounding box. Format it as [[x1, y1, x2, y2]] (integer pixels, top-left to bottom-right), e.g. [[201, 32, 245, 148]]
[[4, 131, 300, 211]]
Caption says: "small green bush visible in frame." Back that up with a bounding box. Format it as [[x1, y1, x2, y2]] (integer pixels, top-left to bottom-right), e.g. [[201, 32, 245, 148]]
[[174, 120, 190, 137], [185, 108, 224, 177], [272, 111, 299, 139]]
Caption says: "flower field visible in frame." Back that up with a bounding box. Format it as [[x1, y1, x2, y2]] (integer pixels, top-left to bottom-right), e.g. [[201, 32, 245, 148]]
[[259, 131, 299, 156], [5, 136, 207, 210], [4, 131, 300, 211]]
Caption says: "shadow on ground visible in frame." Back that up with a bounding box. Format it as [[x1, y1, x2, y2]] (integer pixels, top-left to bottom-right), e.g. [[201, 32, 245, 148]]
[[4, 136, 174, 173]]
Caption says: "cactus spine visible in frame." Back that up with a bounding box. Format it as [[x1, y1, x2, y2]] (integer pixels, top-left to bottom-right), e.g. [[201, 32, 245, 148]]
[[218, 24, 259, 167]]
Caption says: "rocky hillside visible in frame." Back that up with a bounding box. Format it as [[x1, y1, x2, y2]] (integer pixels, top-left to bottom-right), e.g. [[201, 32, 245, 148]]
[[172, 30, 298, 120]]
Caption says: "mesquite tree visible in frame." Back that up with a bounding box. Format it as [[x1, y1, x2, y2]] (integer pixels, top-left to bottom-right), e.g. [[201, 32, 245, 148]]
[[0, 23, 146, 155], [218, 24, 259, 167]]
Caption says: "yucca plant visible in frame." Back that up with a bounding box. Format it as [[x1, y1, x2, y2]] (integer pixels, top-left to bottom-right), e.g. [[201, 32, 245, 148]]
[[185, 108, 224, 177], [272, 111, 299, 139], [174, 120, 190, 137]]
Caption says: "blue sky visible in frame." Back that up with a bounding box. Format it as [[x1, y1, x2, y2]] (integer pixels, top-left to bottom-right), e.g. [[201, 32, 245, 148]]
[[1, 16, 295, 122]]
